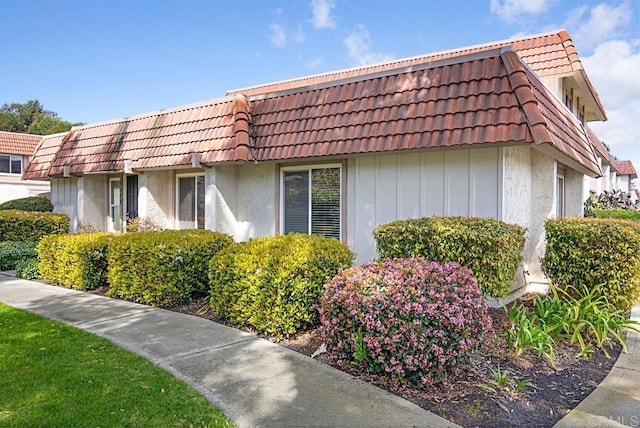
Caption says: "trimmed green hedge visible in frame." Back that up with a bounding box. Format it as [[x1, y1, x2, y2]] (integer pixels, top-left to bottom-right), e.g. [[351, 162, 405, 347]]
[[209, 233, 354, 337], [108, 230, 233, 307], [593, 208, 640, 222], [373, 217, 526, 298], [0, 210, 69, 243], [0, 241, 37, 271], [37, 233, 112, 290], [542, 218, 640, 311], [0, 196, 53, 212]]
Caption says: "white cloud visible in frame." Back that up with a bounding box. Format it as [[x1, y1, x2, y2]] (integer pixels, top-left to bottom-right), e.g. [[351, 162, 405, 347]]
[[490, 0, 549, 22], [583, 40, 640, 180], [567, 2, 631, 51], [306, 57, 324, 68], [269, 23, 287, 47], [344, 24, 394, 66], [310, 0, 335, 29], [293, 24, 306, 43]]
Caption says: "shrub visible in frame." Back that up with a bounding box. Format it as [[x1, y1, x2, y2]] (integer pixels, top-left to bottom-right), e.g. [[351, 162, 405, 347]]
[[0, 196, 53, 212], [37, 233, 112, 290], [584, 190, 638, 216], [16, 258, 39, 280], [592, 208, 640, 222], [542, 218, 640, 311], [374, 217, 525, 298], [108, 230, 233, 307], [209, 233, 354, 337], [319, 257, 492, 388], [0, 241, 37, 271], [0, 210, 69, 243]]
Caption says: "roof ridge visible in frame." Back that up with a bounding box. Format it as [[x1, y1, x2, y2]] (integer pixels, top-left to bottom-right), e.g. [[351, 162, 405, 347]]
[[227, 29, 568, 96]]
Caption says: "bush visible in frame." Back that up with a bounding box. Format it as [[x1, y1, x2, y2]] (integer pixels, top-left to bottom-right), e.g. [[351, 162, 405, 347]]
[[0, 241, 37, 271], [374, 217, 526, 298], [542, 218, 640, 311], [37, 233, 112, 290], [0, 196, 53, 212], [319, 257, 492, 387], [108, 230, 233, 307], [584, 190, 638, 216], [16, 258, 39, 280], [209, 233, 354, 337], [0, 210, 69, 243], [593, 208, 640, 222]]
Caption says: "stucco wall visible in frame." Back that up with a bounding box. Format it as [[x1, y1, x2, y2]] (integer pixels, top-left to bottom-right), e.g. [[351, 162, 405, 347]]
[[0, 176, 49, 204], [77, 175, 107, 231], [347, 148, 502, 263], [565, 167, 585, 217], [140, 170, 173, 229]]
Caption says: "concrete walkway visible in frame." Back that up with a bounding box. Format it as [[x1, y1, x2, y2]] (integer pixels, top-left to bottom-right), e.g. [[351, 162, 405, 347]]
[[0, 272, 457, 428]]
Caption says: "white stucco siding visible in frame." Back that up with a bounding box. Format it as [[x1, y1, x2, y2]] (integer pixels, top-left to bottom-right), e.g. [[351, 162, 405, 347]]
[[564, 167, 585, 217], [140, 170, 173, 228], [348, 148, 502, 263], [51, 178, 78, 232], [502, 146, 532, 227], [0, 177, 49, 204], [77, 175, 106, 231]]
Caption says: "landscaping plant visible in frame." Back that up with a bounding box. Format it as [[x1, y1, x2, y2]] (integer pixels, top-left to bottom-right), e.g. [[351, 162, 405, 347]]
[[0, 196, 53, 212], [0, 241, 37, 271], [0, 210, 69, 243], [374, 217, 525, 298], [209, 233, 353, 337], [318, 257, 492, 387], [15, 258, 39, 280]]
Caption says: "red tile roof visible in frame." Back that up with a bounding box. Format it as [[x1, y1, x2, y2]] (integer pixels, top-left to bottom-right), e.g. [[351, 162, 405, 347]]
[[246, 48, 599, 175], [23, 43, 600, 179], [0, 131, 42, 156], [22, 132, 66, 180], [586, 126, 613, 165], [227, 30, 606, 121], [614, 160, 637, 178]]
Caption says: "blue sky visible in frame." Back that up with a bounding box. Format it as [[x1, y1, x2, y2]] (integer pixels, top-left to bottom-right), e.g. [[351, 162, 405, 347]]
[[2, 0, 638, 177]]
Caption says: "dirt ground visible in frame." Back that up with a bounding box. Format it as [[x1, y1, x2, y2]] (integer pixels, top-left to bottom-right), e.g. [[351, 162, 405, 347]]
[[168, 294, 621, 428]]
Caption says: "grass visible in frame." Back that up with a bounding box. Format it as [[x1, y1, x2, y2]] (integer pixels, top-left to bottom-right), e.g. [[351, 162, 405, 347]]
[[0, 303, 234, 427]]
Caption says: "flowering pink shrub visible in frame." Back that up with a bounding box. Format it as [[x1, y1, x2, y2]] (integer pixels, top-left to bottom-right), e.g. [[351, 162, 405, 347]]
[[318, 257, 492, 388]]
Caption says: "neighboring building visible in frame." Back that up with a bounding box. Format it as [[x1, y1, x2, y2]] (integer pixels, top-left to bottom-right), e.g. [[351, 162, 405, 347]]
[[613, 160, 637, 197], [24, 30, 610, 297], [0, 131, 50, 204], [584, 128, 637, 199]]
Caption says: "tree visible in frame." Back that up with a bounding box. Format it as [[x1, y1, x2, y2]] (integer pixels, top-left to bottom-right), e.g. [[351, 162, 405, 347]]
[[0, 100, 82, 135]]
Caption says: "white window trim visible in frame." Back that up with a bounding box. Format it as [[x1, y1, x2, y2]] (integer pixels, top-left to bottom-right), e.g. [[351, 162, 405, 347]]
[[175, 172, 205, 230], [279, 163, 342, 239], [108, 177, 122, 232], [0, 154, 23, 175], [557, 170, 565, 218]]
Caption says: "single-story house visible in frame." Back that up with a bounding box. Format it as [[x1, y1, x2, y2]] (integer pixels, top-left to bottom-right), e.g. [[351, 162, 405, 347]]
[[24, 30, 611, 296], [0, 131, 50, 204]]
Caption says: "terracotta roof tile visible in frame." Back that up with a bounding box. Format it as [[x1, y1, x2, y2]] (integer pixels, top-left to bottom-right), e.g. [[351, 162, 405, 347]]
[[586, 126, 613, 165], [21, 132, 65, 180], [0, 131, 42, 156], [614, 160, 637, 178]]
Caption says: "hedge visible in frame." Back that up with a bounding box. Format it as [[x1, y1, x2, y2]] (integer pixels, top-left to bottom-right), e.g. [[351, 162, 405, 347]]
[[374, 217, 525, 298], [0, 196, 53, 212], [209, 233, 354, 337], [0, 241, 37, 271], [593, 208, 640, 222], [37, 233, 112, 290], [0, 210, 69, 243], [107, 230, 233, 307], [542, 218, 640, 311], [319, 258, 492, 387]]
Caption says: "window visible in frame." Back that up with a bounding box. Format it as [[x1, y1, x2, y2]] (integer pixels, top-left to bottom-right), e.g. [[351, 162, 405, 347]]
[[0, 155, 22, 174], [109, 178, 122, 232], [556, 171, 565, 218], [177, 174, 205, 229], [125, 175, 139, 220], [281, 165, 341, 240]]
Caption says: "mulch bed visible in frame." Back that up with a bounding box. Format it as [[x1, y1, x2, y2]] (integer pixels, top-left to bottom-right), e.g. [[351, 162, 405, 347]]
[[122, 290, 622, 428]]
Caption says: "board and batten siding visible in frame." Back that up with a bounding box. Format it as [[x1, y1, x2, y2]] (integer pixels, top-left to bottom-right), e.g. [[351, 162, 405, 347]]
[[50, 177, 78, 232], [347, 147, 503, 263]]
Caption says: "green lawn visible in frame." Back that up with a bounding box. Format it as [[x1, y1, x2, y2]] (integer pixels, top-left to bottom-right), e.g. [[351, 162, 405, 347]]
[[0, 303, 233, 427]]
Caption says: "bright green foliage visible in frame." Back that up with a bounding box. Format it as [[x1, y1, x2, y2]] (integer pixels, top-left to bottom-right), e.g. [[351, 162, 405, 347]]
[[37, 233, 112, 290], [505, 284, 639, 366], [209, 233, 354, 337], [374, 217, 526, 298], [0, 241, 37, 271], [542, 218, 640, 311], [0, 210, 69, 243], [0, 100, 81, 135], [15, 258, 39, 279], [0, 196, 53, 212], [593, 208, 640, 222], [108, 230, 233, 307]]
